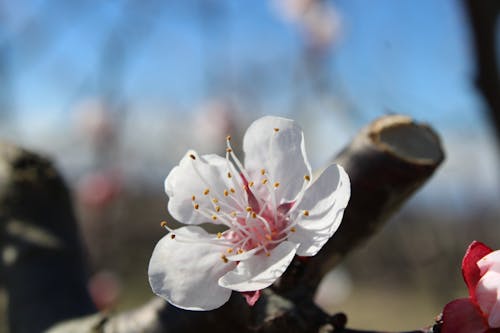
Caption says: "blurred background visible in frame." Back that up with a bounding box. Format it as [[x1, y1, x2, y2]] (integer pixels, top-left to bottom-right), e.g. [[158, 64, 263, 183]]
[[0, 0, 499, 331]]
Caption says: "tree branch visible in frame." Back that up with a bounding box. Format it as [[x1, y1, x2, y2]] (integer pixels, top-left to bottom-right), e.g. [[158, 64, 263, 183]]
[[275, 115, 444, 296], [463, 0, 500, 142], [0, 115, 445, 333]]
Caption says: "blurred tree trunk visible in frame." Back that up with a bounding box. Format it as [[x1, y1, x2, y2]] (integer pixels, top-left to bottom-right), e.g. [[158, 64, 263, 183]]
[[464, 0, 500, 142]]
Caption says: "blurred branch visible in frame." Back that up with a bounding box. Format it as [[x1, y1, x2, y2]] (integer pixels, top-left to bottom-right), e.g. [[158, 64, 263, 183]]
[[0, 142, 95, 332], [1, 115, 444, 333], [464, 0, 500, 141]]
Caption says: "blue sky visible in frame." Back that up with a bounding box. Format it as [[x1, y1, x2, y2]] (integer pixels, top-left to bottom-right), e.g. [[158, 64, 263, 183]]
[[1, 0, 499, 211], [1, 0, 486, 131]]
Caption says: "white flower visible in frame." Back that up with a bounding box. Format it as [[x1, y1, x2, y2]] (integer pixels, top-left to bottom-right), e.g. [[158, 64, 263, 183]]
[[148, 116, 350, 311]]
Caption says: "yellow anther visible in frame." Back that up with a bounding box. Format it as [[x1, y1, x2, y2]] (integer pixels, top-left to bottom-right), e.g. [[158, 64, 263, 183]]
[[160, 221, 167, 228], [221, 255, 229, 263], [212, 215, 218, 221], [189, 154, 196, 160], [223, 189, 229, 196], [262, 178, 268, 185], [274, 182, 280, 188], [265, 234, 272, 241], [192, 195, 196, 201], [245, 206, 252, 212], [261, 169, 266, 175], [266, 252, 271, 257], [230, 211, 237, 217], [212, 198, 219, 203], [274, 128, 279, 132], [217, 232, 222, 239], [170, 234, 176, 239], [215, 206, 221, 212], [227, 172, 232, 178], [230, 188, 236, 193], [203, 188, 210, 195], [251, 212, 257, 219], [249, 181, 254, 187], [227, 248, 234, 253], [226, 135, 232, 141], [226, 148, 232, 153], [237, 248, 244, 254], [290, 227, 296, 233], [303, 210, 310, 216], [304, 175, 311, 181], [194, 203, 199, 210]]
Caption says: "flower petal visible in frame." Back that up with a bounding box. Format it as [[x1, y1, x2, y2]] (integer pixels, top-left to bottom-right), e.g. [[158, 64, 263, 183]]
[[218, 241, 298, 292], [476, 270, 500, 325], [243, 116, 311, 204], [165, 151, 241, 224], [478, 250, 500, 276], [148, 226, 237, 311], [462, 241, 493, 300], [288, 164, 350, 256], [441, 298, 488, 333]]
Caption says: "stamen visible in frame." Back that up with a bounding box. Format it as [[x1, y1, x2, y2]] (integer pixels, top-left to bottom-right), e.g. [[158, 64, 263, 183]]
[[203, 188, 210, 195], [303, 210, 309, 216], [226, 137, 252, 185], [215, 206, 221, 212], [274, 128, 279, 132], [192, 195, 196, 201], [304, 175, 311, 182], [171, 234, 176, 239], [160, 221, 167, 228], [189, 154, 196, 160], [265, 234, 272, 241], [230, 211, 237, 217], [261, 169, 266, 175], [226, 135, 231, 141], [212, 215, 218, 221], [217, 232, 222, 239], [227, 172, 232, 178], [237, 248, 244, 254], [262, 178, 268, 185], [227, 248, 234, 253], [251, 212, 257, 219], [224, 189, 229, 196], [194, 203, 199, 210], [230, 188, 236, 193], [266, 252, 271, 256], [248, 181, 254, 187], [245, 206, 252, 212], [290, 227, 296, 233], [226, 148, 232, 153], [221, 255, 229, 263], [274, 182, 280, 188], [212, 198, 219, 203]]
